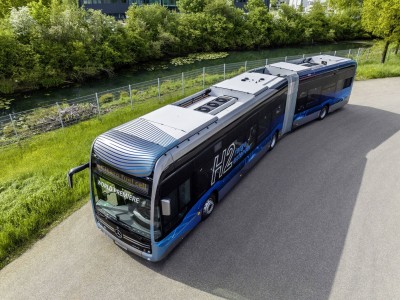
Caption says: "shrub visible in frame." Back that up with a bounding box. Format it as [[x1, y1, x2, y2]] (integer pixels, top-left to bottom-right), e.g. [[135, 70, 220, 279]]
[[99, 93, 114, 104]]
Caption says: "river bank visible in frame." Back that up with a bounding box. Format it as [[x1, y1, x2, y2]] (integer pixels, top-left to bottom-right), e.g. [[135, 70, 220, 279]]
[[6, 41, 371, 113]]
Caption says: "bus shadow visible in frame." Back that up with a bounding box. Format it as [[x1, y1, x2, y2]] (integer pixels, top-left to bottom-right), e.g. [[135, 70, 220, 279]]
[[130, 104, 400, 300]]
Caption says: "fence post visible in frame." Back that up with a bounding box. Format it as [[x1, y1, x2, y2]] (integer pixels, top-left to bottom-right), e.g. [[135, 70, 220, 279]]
[[129, 84, 133, 110], [95, 93, 101, 116], [334, 50, 337, 56], [56, 102, 64, 128], [348, 49, 352, 58], [9, 113, 18, 140], [356, 48, 361, 62], [202, 67, 205, 89], [265, 58, 268, 65], [182, 73, 185, 96], [285, 56, 287, 62], [244, 61, 247, 72], [303, 54, 305, 58], [223, 64, 226, 80]]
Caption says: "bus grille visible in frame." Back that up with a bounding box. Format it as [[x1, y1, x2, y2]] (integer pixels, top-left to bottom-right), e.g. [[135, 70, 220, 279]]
[[97, 214, 152, 254]]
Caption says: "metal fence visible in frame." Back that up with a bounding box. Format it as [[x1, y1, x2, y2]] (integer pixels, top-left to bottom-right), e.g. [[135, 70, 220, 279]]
[[0, 47, 392, 148]]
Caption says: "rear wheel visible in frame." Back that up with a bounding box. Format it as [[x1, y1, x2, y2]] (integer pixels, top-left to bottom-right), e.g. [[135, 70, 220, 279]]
[[319, 105, 329, 120], [269, 132, 278, 151], [202, 195, 216, 220]]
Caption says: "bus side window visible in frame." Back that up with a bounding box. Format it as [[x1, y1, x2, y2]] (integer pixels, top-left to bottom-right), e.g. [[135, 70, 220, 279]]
[[160, 177, 192, 233], [275, 104, 282, 115], [336, 79, 345, 91], [258, 111, 270, 141], [306, 87, 321, 108], [343, 77, 353, 89], [179, 179, 191, 208], [296, 90, 307, 112], [322, 83, 336, 97]]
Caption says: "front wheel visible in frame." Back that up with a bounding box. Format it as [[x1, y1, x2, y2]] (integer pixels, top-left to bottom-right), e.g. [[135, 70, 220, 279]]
[[202, 195, 216, 220], [319, 105, 329, 120], [269, 132, 278, 151]]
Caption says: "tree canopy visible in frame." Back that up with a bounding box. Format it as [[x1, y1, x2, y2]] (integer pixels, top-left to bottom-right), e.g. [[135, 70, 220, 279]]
[[0, 1, 369, 94], [362, 0, 400, 62]]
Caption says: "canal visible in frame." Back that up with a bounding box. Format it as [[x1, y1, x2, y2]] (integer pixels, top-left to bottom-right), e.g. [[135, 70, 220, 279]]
[[8, 41, 370, 113]]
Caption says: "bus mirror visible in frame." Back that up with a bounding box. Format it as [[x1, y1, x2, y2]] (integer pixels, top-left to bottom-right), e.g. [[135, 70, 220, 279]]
[[67, 163, 89, 188], [161, 199, 171, 216]]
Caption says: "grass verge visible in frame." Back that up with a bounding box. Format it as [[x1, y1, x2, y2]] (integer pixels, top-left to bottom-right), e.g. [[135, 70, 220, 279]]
[[356, 42, 400, 80], [0, 94, 192, 269], [356, 61, 400, 80]]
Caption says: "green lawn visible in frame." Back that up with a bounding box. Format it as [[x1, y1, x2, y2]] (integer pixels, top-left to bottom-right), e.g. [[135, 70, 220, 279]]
[[0, 49, 399, 269], [0, 97, 176, 268], [356, 44, 400, 80]]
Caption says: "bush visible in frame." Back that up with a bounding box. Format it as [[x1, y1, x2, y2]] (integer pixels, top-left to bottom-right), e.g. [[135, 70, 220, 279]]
[[99, 93, 114, 104], [0, 1, 368, 94]]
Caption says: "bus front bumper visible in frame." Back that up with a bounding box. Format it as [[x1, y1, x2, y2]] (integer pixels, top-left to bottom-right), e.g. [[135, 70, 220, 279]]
[[96, 222, 155, 261]]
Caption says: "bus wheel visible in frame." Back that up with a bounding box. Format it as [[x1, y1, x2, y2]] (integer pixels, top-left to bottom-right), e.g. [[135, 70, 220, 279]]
[[269, 132, 278, 151], [319, 106, 329, 120], [202, 195, 216, 220]]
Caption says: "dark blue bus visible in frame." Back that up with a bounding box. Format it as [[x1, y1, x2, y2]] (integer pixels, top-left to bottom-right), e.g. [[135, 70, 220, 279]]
[[68, 55, 356, 261]]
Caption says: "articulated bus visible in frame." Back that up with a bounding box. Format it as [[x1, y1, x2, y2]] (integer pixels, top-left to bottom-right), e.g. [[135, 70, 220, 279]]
[[68, 55, 356, 261]]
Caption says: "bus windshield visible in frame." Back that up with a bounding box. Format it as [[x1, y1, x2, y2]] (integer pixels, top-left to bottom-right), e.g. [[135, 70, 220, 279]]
[[92, 173, 160, 240]]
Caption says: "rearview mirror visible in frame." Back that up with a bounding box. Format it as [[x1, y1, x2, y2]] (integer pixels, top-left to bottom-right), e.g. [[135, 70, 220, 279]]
[[67, 163, 89, 188], [161, 199, 171, 216]]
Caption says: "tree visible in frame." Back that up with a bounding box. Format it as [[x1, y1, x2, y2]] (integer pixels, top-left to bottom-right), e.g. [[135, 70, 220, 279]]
[[271, 4, 306, 46], [202, 0, 245, 50], [329, 6, 365, 41], [362, 0, 400, 63], [177, 0, 209, 13], [245, 0, 273, 48], [329, 0, 362, 10], [126, 4, 179, 59], [0, 0, 52, 18], [304, 1, 334, 43]]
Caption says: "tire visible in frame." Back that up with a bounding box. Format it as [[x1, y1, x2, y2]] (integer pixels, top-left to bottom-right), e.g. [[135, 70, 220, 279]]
[[269, 132, 278, 151], [202, 195, 216, 220], [319, 105, 329, 120]]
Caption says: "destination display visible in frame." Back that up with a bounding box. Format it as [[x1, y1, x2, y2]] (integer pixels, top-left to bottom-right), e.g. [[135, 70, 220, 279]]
[[95, 163, 149, 195]]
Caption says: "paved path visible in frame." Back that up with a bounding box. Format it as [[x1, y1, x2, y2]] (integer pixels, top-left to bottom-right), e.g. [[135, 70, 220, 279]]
[[1, 78, 400, 300]]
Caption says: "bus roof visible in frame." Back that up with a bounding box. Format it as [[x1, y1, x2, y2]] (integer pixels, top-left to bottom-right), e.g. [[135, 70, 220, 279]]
[[92, 54, 353, 178]]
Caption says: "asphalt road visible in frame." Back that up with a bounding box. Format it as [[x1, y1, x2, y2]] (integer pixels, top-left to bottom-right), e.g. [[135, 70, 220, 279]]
[[1, 77, 400, 300]]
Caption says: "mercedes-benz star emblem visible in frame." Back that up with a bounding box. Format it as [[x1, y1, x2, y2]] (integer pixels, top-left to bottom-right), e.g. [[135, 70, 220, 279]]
[[115, 227, 123, 239]]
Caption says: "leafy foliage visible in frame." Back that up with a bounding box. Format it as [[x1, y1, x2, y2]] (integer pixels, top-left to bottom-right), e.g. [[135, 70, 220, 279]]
[[362, 0, 400, 41], [362, 0, 400, 62], [0, 1, 368, 94]]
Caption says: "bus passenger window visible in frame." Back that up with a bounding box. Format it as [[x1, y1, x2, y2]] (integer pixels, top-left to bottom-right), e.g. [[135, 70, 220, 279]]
[[275, 105, 282, 115], [306, 87, 321, 108], [336, 79, 344, 91], [343, 77, 353, 89], [308, 87, 321, 99], [296, 91, 307, 112], [322, 83, 336, 96], [179, 179, 191, 207], [258, 113, 270, 141], [247, 124, 258, 148]]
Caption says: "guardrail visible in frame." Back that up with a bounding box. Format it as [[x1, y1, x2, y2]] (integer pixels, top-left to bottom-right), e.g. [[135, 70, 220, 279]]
[[0, 47, 386, 148]]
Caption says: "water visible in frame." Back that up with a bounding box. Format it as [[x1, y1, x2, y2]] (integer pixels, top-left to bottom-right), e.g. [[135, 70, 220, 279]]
[[7, 41, 370, 113]]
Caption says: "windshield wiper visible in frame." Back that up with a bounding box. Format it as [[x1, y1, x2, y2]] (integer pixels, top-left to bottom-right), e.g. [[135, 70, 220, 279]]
[[96, 205, 135, 231]]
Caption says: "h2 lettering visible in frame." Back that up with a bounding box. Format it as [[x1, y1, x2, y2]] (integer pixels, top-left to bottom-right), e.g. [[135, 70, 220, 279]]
[[211, 143, 235, 185]]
